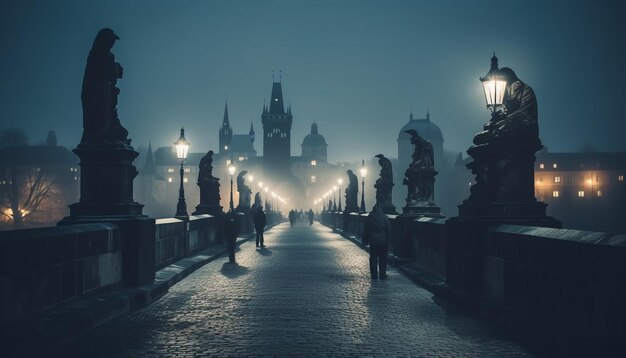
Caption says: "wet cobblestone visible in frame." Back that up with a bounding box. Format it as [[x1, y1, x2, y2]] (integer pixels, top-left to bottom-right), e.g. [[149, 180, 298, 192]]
[[62, 222, 536, 357]]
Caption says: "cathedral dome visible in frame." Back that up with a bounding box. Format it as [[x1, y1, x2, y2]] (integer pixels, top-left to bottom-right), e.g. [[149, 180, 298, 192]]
[[397, 112, 443, 143], [302, 123, 327, 147]]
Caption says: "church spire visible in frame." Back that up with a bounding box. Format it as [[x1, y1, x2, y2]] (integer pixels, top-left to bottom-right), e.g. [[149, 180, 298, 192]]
[[269, 81, 285, 114], [249, 121, 255, 143], [222, 101, 230, 128], [142, 142, 157, 176], [426, 107, 430, 121]]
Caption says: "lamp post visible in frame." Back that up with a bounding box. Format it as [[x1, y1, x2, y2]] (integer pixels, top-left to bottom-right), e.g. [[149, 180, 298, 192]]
[[264, 187, 269, 211], [337, 178, 343, 212], [481, 53, 507, 121], [174, 127, 190, 219], [332, 186, 337, 212], [228, 164, 236, 212], [360, 159, 367, 212]]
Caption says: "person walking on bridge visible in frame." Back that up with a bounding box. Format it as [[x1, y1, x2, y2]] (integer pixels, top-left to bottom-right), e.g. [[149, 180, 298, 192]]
[[363, 205, 391, 280], [253, 205, 267, 248]]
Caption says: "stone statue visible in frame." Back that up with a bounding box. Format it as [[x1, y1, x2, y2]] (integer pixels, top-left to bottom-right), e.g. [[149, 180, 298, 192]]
[[344, 169, 359, 213], [193, 150, 222, 215], [467, 65, 542, 203], [374, 154, 397, 214], [80, 28, 129, 145], [236, 170, 251, 211], [402, 130, 437, 209]]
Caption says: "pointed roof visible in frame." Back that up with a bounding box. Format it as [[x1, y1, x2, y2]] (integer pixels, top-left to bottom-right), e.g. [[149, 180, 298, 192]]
[[222, 101, 231, 128], [141, 143, 162, 179], [249, 121, 255, 134], [269, 82, 285, 115]]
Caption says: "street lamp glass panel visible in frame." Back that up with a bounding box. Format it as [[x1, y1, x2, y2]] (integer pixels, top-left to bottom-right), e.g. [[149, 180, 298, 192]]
[[174, 128, 190, 161], [333, 186, 337, 191], [360, 167, 367, 178], [482, 79, 507, 107], [248, 175, 254, 182], [338, 178, 343, 185], [264, 188, 269, 193], [228, 165, 236, 176]]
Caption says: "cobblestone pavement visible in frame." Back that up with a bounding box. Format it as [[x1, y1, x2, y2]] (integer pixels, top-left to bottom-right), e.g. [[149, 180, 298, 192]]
[[62, 222, 538, 357]]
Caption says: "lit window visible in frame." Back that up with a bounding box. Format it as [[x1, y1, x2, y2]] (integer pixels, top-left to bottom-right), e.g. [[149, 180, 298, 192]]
[[552, 191, 559, 198], [554, 176, 561, 183], [311, 160, 317, 166], [311, 175, 316, 183], [74, 176, 78, 181], [539, 163, 544, 169], [552, 163, 558, 169], [224, 145, 228, 150], [226, 160, 231, 165], [619, 175, 624, 181], [183, 178, 188, 183], [597, 190, 602, 197], [168, 177, 173, 183], [167, 168, 174, 173], [184, 168, 191, 173], [238, 156, 245, 161], [578, 190, 585, 197], [275, 98, 278, 102]]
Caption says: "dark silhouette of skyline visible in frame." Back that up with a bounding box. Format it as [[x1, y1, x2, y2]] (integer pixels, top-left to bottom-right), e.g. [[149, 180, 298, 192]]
[[1, 0, 625, 162]]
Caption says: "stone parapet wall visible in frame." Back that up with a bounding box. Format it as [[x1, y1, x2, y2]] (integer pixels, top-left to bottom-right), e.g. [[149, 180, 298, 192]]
[[0, 224, 122, 325], [483, 225, 626, 343]]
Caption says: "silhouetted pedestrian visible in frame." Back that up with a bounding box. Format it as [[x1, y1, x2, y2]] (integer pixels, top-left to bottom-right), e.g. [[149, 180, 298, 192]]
[[288, 210, 295, 227], [224, 211, 240, 263], [307, 209, 314, 225], [363, 205, 391, 279], [253, 205, 267, 248]]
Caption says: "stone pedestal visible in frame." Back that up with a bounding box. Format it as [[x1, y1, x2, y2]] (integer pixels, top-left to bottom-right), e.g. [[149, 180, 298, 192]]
[[58, 144, 155, 287], [192, 204, 223, 216]]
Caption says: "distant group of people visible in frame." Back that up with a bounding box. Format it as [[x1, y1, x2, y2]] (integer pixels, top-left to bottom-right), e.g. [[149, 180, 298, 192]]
[[224, 201, 391, 282], [288, 209, 314, 227]]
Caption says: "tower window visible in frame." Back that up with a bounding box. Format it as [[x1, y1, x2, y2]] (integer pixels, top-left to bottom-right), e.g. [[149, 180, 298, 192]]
[[554, 176, 561, 183], [539, 163, 544, 169], [275, 98, 278, 102], [184, 168, 191, 173], [238, 156, 245, 161], [310, 175, 316, 183], [597, 190, 602, 197], [311, 160, 317, 166], [618, 175, 624, 181], [168, 177, 173, 183], [578, 190, 585, 197], [226, 160, 231, 165], [167, 168, 174, 173], [552, 190, 559, 198], [552, 163, 558, 169]]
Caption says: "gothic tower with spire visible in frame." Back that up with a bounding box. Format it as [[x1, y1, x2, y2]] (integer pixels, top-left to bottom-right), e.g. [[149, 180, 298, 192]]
[[262, 78, 293, 176], [219, 101, 232, 154]]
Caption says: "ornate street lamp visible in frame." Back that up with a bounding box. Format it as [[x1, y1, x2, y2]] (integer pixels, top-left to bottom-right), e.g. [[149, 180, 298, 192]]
[[337, 178, 343, 212], [332, 186, 337, 212], [264, 187, 269, 211], [228, 164, 236, 212], [360, 159, 367, 212], [480, 53, 507, 119], [174, 127, 190, 219]]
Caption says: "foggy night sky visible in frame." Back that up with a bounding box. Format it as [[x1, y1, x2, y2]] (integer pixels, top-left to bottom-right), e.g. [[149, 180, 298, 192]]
[[1, 0, 625, 162]]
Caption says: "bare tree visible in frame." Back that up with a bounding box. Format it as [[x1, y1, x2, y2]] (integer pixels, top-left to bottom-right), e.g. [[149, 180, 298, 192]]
[[0, 166, 59, 228], [0, 128, 61, 229]]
